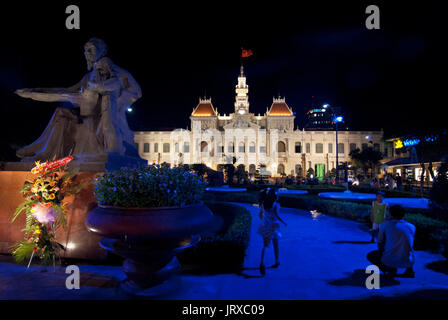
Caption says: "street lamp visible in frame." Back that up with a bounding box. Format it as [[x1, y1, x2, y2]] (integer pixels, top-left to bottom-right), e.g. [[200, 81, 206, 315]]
[[334, 115, 344, 184]]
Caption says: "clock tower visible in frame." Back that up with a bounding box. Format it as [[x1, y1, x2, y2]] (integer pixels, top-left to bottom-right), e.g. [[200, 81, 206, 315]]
[[234, 65, 250, 115]]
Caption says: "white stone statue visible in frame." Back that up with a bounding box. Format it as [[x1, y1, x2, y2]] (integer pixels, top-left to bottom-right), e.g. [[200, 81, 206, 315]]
[[15, 38, 142, 162]]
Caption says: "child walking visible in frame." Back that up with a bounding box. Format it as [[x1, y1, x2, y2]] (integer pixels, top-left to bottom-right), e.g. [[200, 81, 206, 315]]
[[258, 188, 287, 275]]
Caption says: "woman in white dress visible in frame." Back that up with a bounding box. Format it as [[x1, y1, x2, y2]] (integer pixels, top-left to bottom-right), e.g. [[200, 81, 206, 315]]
[[258, 188, 287, 275]]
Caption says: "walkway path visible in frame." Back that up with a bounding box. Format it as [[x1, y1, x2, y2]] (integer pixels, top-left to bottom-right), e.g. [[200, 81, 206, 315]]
[[1, 203, 447, 299]]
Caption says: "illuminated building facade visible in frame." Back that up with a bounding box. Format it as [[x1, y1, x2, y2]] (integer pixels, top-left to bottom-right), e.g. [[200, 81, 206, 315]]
[[134, 66, 384, 178]]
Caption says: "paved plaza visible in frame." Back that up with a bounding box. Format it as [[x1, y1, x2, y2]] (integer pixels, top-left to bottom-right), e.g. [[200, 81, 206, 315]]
[[1, 203, 447, 300]]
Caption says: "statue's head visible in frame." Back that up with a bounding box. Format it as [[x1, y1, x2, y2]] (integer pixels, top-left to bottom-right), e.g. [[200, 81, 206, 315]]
[[84, 38, 108, 71], [94, 57, 114, 81]]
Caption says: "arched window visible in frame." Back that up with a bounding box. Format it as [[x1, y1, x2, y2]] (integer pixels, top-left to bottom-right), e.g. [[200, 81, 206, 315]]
[[174, 143, 179, 153], [277, 141, 286, 152], [200, 141, 208, 152], [295, 142, 302, 153], [154, 143, 158, 153], [315, 143, 323, 153], [306, 143, 311, 153], [239, 142, 245, 153], [228, 142, 234, 153], [249, 142, 256, 153], [143, 143, 150, 153], [163, 143, 170, 153], [295, 164, 302, 176], [350, 143, 357, 152], [362, 143, 368, 150]]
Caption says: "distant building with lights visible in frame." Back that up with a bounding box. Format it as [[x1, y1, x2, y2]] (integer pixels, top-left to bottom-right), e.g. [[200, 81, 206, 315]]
[[134, 65, 384, 178]]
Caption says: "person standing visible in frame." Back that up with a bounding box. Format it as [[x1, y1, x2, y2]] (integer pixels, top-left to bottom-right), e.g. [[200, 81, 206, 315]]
[[258, 188, 287, 275], [367, 205, 416, 278], [370, 191, 388, 243]]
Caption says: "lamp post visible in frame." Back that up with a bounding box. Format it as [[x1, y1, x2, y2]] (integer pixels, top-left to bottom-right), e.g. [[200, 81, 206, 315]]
[[334, 115, 343, 185]]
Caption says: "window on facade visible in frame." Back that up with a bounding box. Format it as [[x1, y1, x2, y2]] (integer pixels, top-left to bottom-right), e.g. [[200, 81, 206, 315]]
[[228, 143, 234, 153], [328, 143, 333, 154], [163, 143, 170, 153], [362, 143, 368, 150], [239, 142, 245, 153], [218, 144, 224, 153], [260, 146, 266, 153], [374, 143, 380, 152], [154, 143, 158, 153], [249, 142, 256, 153], [174, 143, 179, 153], [277, 141, 286, 152], [295, 142, 301, 153], [306, 143, 310, 153], [183, 142, 189, 153], [315, 143, 323, 153], [143, 143, 150, 153], [200, 141, 208, 152], [338, 143, 344, 154], [384, 147, 388, 157], [350, 143, 357, 153]]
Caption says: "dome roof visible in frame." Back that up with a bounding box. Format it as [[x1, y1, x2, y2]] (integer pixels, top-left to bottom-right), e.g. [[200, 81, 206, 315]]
[[268, 97, 293, 116], [191, 98, 217, 117]]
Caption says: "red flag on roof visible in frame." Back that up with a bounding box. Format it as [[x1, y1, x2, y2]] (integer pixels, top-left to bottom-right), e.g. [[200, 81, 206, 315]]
[[241, 49, 253, 58]]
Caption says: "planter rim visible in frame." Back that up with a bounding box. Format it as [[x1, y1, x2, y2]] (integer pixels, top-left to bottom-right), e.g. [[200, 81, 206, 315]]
[[97, 201, 204, 211]]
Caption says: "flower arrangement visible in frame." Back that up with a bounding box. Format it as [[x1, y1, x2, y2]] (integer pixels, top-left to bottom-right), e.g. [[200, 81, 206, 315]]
[[11, 156, 84, 266], [94, 164, 205, 208]]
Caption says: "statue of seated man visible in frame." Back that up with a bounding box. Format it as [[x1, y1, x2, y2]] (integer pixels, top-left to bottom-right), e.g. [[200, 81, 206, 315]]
[[15, 38, 142, 162]]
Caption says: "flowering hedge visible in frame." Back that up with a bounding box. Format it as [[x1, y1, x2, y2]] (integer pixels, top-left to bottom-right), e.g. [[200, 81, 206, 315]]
[[94, 164, 205, 208]]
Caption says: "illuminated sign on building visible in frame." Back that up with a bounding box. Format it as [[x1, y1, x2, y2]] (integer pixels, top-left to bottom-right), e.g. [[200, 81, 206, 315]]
[[403, 138, 420, 147], [394, 139, 404, 149]]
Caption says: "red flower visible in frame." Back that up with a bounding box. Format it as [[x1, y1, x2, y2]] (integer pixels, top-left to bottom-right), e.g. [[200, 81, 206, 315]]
[[33, 247, 39, 252]]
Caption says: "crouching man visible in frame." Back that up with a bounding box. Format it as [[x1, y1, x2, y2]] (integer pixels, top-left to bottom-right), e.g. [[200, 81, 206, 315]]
[[367, 205, 416, 278]]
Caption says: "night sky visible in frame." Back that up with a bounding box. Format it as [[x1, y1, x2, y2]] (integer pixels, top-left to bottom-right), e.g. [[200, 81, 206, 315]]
[[0, 1, 444, 161]]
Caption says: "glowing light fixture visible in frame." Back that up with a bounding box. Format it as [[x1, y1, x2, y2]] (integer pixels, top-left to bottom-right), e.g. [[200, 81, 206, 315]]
[[334, 116, 343, 123], [323, 104, 329, 108], [127, 107, 133, 112]]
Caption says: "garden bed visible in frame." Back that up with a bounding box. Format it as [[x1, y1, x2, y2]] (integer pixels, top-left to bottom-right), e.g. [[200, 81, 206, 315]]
[[178, 201, 252, 274]]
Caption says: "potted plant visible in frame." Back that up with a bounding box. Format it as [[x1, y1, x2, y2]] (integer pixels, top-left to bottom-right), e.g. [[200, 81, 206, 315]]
[[85, 164, 218, 296]]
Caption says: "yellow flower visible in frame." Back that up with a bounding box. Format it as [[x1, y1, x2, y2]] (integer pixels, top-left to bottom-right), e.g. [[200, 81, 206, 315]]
[[49, 181, 55, 187], [49, 237, 54, 242], [49, 193, 55, 200]]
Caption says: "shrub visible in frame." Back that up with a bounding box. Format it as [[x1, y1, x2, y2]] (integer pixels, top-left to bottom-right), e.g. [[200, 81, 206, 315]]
[[178, 201, 252, 272], [94, 165, 205, 207], [404, 213, 448, 251]]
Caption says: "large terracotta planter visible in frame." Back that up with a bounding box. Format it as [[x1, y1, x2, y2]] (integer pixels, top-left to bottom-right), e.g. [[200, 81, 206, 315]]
[[85, 202, 218, 296]]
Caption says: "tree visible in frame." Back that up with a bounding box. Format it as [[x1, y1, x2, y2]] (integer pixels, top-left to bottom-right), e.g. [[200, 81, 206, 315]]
[[329, 168, 337, 178], [236, 164, 248, 184], [306, 168, 315, 179], [224, 164, 235, 184], [349, 147, 383, 179], [191, 163, 207, 178], [430, 159, 448, 215]]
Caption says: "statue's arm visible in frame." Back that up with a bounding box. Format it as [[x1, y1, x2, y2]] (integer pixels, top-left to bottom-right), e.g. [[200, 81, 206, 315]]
[[87, 77, 121, 94], [15, 75, 88, 102]]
